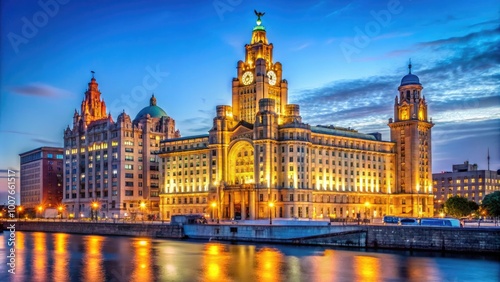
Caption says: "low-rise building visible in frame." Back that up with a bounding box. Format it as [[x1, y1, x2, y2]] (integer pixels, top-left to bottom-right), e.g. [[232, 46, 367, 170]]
[[433, 161, 500, 212], [19, 147, 64, 215]]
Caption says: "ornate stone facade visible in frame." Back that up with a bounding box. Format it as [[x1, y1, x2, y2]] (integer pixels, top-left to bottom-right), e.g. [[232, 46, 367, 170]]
[[63, 76, 180, 219], [158, 15, 434, 221]]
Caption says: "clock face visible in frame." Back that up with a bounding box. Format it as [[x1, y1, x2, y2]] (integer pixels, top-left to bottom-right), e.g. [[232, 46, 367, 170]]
[[267, 70, 277, 86], [242, 71, 254, 85]]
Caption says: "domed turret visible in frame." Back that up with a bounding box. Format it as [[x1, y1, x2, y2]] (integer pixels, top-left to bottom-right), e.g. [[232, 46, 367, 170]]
[[134, 94, 168, 122], [400, 60, 421, 86]]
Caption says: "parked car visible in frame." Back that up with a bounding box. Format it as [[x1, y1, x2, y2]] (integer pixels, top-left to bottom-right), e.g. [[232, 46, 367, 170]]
[[398, 218, 419, 225], [383, 216, 399, 224]]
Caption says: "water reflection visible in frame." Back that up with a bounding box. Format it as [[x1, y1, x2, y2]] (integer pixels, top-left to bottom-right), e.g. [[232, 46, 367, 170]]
[[32, 232, 47, 281], [201, 243, 231, 282], [53, 233, 69, 282], [256, 247, 283, 281], [130, 239, 153, 281], [82, 236, 105, 281], [0, 232, 499, 282], [354, 255, 381, 282]]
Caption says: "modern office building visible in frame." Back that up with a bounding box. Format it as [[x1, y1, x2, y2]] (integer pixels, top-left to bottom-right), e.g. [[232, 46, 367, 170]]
[[19, 147, 64, 213], [63, 74, 180, 219], [158, 14, 434, 220], [433, 161, 500, 212]]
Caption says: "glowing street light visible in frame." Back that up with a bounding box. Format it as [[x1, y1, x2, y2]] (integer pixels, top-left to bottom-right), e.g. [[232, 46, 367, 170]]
[[268, 202, 275, 225], [38, 206, 43, 219], [364, 201, 370, 224], [140, 202, 146, 222], [91, 202, 99, 221], [17, 206, 23, 219], [58, 206, 64, 219], [211, 202, 217, 223]]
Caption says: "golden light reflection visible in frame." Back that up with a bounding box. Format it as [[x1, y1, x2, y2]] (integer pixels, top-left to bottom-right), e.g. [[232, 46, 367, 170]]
[[201, 243, 230, 282], [83, 235, 105, 281], [354, 255, 381, 282], [130, 238, 153, 281], [256, 247, 283, 282], [309, 249, 337, 282], [53, 233, 70, 281], [32, 232, 47, 279]]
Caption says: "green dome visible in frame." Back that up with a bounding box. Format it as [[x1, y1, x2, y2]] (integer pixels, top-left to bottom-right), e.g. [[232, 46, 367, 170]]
[[134, 95, 168, 121]]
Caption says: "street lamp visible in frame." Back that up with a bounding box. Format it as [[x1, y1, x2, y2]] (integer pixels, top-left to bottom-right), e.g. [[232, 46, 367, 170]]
[[17, 206, 23, 219], [92, 202, 99, 221], [140, 202, 146, 222], [38, 206, 43, 219], [268, 202, 274, 225], [364, 201, 370, 224], [211, 202, 217, 223], [58, 206, 64, 219]]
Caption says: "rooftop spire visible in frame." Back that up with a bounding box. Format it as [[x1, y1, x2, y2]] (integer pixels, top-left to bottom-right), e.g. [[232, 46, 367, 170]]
[[91, 70, 95, 79], [408, 58, 412, 74], [488, 147, 490, 171]]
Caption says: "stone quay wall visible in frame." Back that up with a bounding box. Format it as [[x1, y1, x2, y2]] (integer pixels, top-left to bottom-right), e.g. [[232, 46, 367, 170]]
[[3, 221, 499, 253], [2, 221, 183, 239]]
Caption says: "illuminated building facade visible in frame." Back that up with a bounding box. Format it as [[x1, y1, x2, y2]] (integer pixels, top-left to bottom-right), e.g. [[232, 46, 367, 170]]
[[63, 75, 180, 218], [158, 14, 434, 220], [433, 161, 500, 212], [19, 147, 64, 212]]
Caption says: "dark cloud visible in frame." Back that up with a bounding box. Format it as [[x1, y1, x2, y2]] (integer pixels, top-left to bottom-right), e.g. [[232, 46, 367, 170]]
[[415, 27, 499, 48], [467, 19, 499, 28], [9, 83, 71, 97], [184, 126, 211, 134], [31, 138, 62, 146], [0, 169, 18, 178], [0, 130, 36, 136]]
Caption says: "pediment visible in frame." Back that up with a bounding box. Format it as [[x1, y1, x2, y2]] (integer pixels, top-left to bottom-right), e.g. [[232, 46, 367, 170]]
[[230, 121, 254, 141]]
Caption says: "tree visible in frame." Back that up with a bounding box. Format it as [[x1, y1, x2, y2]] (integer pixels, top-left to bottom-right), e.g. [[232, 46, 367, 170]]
[[482, 191, 500, 217], [444, 196, 477, 218]]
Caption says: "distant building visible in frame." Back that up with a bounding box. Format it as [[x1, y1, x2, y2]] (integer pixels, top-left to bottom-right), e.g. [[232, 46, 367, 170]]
[[432, 161, 500, 212], [63, 75, 180, 219], [158, 14, 435, 221], [19, 147, 64, 212]]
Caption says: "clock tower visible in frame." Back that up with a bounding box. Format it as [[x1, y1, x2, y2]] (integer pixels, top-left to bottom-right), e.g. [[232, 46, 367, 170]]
[[389, 62, 434, 217], [231, 11, 288, 124]]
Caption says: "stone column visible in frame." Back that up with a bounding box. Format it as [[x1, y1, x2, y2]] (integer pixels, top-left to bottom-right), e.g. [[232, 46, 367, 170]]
[[249, 190, 255, 220], [229, 192, 234, 219], [241, 190, 246, 220]]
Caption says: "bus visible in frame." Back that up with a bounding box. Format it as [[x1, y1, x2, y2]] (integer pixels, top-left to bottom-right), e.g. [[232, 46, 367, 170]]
[[419, 218, 461, 227]]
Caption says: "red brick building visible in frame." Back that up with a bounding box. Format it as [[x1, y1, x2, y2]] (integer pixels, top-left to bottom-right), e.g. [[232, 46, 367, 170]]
[[19, 147, 64, 214]]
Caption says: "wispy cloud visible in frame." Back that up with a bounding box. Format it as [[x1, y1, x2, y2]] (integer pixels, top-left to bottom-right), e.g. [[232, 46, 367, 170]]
[[293, 26, 500, 138], [326, 2, 356, 18], [9, 83, 72, 97], [291, 42, 311, 51], [421, 15, 460, 26]]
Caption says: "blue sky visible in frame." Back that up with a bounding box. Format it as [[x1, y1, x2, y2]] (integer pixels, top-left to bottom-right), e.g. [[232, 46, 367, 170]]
[[1, 0, 499, 199]]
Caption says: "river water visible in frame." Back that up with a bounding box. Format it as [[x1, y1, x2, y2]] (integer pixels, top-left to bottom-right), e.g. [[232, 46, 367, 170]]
[[1, 231, 499, 281]]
